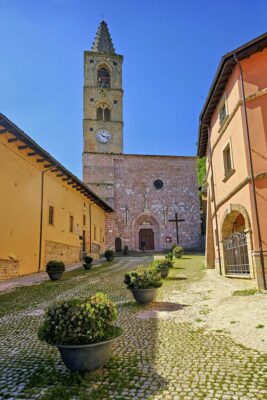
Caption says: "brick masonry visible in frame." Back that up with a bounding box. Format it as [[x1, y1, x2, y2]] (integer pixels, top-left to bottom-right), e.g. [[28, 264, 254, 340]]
[[83, 23, 201, 252], [44, 240, 81, 267], [0, 259, 19, 281], [83, 153, 201, 251]]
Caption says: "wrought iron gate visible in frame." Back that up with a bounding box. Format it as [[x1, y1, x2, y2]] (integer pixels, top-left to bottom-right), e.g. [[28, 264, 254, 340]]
[[223, 232, 250, 275]]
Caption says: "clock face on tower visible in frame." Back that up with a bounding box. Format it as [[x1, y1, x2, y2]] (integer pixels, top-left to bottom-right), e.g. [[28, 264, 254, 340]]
[[96, 130, 111, 143]]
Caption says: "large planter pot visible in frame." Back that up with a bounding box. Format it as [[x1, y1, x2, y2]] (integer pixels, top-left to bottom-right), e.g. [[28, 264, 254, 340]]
[[57, 334, 122, 372], [160, 267, 169, 279], [83, 263, 92, 271], [131, 288, 158, 304], [47, 272, 63, 281]]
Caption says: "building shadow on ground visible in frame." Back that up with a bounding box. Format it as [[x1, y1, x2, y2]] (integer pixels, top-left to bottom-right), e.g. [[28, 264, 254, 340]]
[[167, 276, 188, 281]]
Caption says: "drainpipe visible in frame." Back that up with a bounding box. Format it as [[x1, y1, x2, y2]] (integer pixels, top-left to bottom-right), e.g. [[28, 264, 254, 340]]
[[89, 203, 92, 253], [234, 54, 266, 289], [203, 123, 222, 275], [38, 166, 54, 272]]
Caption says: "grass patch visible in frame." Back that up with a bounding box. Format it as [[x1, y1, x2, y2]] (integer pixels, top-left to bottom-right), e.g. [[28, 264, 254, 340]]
[[0, 262, 113, 317]]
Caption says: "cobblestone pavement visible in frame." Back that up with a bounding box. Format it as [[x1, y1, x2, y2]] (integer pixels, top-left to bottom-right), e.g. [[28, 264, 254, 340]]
[[0, 255, 266, 400]]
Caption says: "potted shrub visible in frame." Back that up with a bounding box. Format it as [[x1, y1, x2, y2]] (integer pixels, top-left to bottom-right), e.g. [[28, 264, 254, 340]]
[[38, 292, 123, 372], [173, 246, 184, 259], [151, 259, 172, 278], [46, 260, 65, 281], [165, 252, 173, 261], [123, 245, 129, 255], [83, 256, 93, 270], [104, 250, 114, 262], [124, 267, 162, 304]]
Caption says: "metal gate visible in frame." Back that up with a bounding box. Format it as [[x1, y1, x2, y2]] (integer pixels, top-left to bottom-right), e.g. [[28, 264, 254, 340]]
[[223, 232, 250, 275]]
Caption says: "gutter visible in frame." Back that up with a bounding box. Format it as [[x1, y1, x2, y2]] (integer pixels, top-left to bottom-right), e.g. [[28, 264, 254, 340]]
[[89, 203, 92, 253], [38, 166, 54, 272], [233, 54, 266, 290], [203, 123, 222, 275]]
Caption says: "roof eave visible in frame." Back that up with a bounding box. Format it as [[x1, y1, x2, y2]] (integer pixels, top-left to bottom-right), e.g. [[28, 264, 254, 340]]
[[197, 32, 267, 158], [0, 113, 114, 213]]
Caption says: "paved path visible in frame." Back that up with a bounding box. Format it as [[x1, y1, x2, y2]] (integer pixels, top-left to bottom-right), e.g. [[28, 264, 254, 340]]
[[0, 255, 266, 400], [0, 259, 105, 292]]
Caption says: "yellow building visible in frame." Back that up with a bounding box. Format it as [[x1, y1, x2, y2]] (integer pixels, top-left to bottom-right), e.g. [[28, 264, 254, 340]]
[[0, 113, 113, 281]]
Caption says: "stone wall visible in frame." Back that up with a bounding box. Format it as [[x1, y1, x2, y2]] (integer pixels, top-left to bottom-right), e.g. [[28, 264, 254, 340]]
[[44, 240, 81, 268], [84, 153, 202, 251], [0, 259, 19, 281]]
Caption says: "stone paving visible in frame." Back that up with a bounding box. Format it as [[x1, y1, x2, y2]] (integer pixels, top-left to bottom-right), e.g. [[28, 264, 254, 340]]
[[0, 255, 266, 400]]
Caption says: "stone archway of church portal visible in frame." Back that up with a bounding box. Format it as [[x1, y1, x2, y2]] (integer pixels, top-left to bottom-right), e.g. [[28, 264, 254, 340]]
[[132, 213, 161, 251]]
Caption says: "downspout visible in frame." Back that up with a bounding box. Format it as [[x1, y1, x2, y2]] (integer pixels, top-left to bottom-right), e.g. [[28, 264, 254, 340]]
[[38, 166, 54, 272], [89, 203, 92, 253], [203, 123, 222, 275], [234, 54, 266, 289]]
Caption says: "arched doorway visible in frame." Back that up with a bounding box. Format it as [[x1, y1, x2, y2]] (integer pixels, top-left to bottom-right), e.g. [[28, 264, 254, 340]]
[[132, 213, 160, 251], [115, 237, 122, 252], [139, 229, 154, 250], [221, 205, 251, 275]]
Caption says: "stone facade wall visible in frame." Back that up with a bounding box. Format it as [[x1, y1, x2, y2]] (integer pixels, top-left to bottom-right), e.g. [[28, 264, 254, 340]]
[[84, 153, 201, 251], [44, 240, 81, 267], [105, 212, 116, 250], [0, 259, 19, 281]]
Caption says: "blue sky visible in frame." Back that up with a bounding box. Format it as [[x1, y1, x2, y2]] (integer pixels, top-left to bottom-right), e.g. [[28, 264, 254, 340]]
[[0, 0, 266, 177]]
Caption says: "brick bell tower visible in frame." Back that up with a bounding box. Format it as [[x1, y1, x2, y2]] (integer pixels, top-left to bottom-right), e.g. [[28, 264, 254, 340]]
[[83, 21, 123, 211], [83, 21, 123, 155]]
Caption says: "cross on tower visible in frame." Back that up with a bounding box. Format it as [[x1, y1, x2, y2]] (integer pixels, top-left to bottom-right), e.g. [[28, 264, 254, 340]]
[[168, 213, 185, 245]]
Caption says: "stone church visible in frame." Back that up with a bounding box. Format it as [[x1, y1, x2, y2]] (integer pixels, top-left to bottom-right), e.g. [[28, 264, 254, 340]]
[[83, 21, 201, 252]]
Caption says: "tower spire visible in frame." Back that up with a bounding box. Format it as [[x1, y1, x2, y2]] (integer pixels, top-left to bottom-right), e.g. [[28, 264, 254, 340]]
[[91, 21, 115, 54]]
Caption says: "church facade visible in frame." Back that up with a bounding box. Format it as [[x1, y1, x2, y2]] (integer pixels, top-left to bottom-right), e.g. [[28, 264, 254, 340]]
[[83, 21, 201, 251]]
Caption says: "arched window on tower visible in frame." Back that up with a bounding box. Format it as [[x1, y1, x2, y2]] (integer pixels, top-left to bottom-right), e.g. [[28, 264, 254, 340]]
[[97, 107, 103, 120], [96, 105, 111, 121], [97, 67, 110, 88], [104, 107, 110, 121]]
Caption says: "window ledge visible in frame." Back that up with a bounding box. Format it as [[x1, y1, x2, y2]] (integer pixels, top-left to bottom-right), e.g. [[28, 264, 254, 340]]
[[223, 168, 235, 182], [225, 274, 252, 279], [218, 114, 230, 133]]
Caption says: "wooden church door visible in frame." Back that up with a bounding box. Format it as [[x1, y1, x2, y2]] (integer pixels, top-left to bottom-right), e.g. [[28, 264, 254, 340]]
[[139, 229, 154, 250]]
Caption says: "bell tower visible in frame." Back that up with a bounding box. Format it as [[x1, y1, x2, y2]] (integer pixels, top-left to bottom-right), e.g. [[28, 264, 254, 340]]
[[83, 21, 123, 154]]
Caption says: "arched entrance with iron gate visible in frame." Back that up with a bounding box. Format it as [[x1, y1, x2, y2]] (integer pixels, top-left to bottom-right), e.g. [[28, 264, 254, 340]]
[[221, 204, 252, 276]]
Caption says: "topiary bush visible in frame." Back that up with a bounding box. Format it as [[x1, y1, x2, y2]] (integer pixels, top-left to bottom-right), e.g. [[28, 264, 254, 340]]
[[165, 252, 173, 261], [124, 267, 162, 290], [151, 259, 173, 271], [104, 250, 114, 261], [172, 246, 184, 259], [38, 292, 121, 346], [45, 260, 65, 274], [84, 256, 93, 265], [83, 256, 93, 270]]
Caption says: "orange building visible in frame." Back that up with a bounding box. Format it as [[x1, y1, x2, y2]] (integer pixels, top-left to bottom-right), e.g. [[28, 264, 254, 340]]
[[0, 114, 113, 280], [198, 33, 267, 289]]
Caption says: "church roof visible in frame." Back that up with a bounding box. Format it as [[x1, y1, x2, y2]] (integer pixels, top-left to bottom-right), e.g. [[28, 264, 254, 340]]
[[91, 21, 115, 54]]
